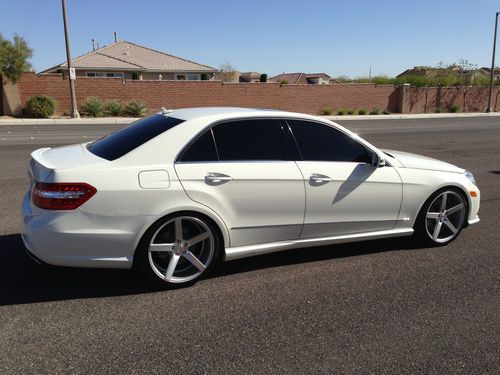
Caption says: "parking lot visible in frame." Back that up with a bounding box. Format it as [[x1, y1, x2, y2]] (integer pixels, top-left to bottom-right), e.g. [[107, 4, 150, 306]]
[[0, 116, 498, 373]]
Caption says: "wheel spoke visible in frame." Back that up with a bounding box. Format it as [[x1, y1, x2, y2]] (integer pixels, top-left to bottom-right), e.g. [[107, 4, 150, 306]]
[[174, 218, 183, 241], [149, 243, 174, 252], [183, 250, 206, 272], [426, 212, 440, 220], [432, 221, 443, 240], [187, 232, 210, 246], [165, 254, 180, 281], [439, 192, 448, 211], [444, 220, 458, 234], [446, 203, 464, 216]]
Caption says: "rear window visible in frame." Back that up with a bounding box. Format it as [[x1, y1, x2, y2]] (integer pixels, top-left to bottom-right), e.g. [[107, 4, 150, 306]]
[[87, 114, 184, 160]]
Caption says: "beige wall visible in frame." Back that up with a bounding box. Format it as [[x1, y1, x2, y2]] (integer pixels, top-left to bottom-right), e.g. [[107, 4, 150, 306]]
[[1, 77, 21, 116]]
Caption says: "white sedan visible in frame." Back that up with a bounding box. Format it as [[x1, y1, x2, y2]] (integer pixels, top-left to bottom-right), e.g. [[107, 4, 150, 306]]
[[22, 107, 480, 286]]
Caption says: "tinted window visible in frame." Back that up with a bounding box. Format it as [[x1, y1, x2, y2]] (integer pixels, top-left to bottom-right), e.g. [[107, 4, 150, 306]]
[[87, 115, 184, 161], [212, 119, 285, 161], [178, 130, 218, 162], [288, 120, 372, 163]]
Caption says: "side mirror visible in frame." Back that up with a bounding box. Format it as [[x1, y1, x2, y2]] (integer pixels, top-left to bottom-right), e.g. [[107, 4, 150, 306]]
[[371, 152, 386, 167]]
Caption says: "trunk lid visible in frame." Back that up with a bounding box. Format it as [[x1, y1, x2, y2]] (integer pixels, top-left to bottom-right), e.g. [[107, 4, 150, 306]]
[[29, 143, 107, 182]]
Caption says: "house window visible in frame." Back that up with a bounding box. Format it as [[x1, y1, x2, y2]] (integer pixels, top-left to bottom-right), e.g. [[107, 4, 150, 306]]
[[86, 72, 123, 78], [175, 73, 201, 81]]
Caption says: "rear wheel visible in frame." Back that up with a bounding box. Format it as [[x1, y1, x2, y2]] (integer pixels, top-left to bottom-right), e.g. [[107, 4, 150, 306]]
[[136, 213, 221, 286], [415, 188, 467, 246]]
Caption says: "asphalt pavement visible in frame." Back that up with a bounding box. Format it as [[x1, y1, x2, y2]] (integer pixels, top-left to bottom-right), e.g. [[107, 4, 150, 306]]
[[0, 117, 499, 374]]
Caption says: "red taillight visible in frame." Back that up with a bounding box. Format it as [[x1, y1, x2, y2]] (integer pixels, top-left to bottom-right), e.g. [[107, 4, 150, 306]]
[[32, 182, 97, 210]]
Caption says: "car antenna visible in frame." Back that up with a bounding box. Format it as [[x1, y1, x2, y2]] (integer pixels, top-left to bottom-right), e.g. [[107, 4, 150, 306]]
[[161, 107, 173, 115]]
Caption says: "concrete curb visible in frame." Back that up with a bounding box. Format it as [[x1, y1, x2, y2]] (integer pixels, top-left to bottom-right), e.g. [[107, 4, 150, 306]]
[[0, 117, 139, 126], [1, 112, 500, 125], [324, 112, 500, 121]]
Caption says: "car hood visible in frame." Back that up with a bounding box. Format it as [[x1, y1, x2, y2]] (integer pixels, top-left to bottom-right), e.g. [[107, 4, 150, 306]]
[[382, 149, 464, 173]]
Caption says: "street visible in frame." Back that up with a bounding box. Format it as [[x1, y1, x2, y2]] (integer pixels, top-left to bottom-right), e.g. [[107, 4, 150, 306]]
[[0, 116, 499, 373]]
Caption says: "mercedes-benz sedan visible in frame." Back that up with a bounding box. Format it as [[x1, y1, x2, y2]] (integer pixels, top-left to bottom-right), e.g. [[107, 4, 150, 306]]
[[22, 107, 480, 286]]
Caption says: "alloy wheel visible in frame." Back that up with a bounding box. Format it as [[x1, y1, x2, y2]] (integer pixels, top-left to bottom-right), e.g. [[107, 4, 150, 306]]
[[425, 191, 466, 243], [148, 216, 215, 283]]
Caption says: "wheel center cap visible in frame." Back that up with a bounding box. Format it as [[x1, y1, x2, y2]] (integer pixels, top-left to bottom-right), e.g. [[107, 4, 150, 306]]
[[173, 240, 188, 255]]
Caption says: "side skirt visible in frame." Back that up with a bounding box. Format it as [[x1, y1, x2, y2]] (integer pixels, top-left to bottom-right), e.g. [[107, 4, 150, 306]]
[[223, 228, 414, 261]]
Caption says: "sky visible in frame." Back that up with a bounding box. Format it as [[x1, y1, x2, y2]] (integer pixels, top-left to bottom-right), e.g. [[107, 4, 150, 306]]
[[1, 0, 500, 78]]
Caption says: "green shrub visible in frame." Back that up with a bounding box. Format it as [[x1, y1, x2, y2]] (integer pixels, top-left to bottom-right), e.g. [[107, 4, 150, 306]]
[[104, 100, 123, 116], [260, 73, 267, 82], [358, 109, 367, 115], [337, 109, 346, 115], [201, 73, 209, 81], [346, 109, 355, 115], [369, 108, 380, 115], [80, 97, 105, 117], [124, 100, 148, 117], [280, 80, 288, 85], [435, 106, 442, 113], [321, 107, 334, 115], [447, 104, 460, 113], [382, 109, 391, 115], [24, 95, 56, 118]]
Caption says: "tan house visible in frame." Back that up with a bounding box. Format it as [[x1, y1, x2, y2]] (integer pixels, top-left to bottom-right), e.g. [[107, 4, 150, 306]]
[[40, 40, 217, 80], [269, 72, 331, 85]]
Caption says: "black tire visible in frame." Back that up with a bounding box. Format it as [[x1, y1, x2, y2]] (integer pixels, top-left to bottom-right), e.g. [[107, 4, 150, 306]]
[[134, 212, 222, 287], [414, 187, 468, 246]]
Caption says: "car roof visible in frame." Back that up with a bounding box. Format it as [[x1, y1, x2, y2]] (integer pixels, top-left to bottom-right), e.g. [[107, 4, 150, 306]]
[[165, 107, 309, 121]]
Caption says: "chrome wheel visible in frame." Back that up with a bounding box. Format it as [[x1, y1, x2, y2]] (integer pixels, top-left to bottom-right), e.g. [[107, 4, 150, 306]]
[[425, 191, 466, 243], [148, 216, 215, 283]]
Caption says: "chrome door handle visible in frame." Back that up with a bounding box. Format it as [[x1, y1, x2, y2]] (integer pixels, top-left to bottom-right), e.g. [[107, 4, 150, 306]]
[[205, 173, 233, 183], [309, 174, 332, 183]]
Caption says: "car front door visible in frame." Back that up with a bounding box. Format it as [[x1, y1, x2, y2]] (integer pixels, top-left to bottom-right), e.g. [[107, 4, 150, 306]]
[[287, 119, 403, 239], [175, 118, 305, 247]]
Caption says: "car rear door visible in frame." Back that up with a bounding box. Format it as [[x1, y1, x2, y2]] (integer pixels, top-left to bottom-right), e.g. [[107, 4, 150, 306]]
[[287, 119, 402, 238], [174, 118, 305, 247]]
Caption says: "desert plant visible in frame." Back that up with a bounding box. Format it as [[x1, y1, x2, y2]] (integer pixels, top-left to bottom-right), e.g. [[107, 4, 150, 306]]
[[0, 33, 33, 83], [357, 109, 367, 115], [80, 97, 105, 117], [369, 108, 380, 115], [447, 104, 460, 113], [337, 109, 346, 115], [321, 107, 334, 115], [124, 100, 148, 117], [260, 73, 267, 82], [104, 100, 123, 116], [24, 95, 56, 118], [346, 109, 355, 115], [382, 109, 391, 115], [280, 79, 288, 85], [435, 106, 442, 113]]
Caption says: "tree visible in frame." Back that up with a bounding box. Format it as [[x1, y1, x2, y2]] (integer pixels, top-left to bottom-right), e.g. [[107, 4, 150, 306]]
[[0, 33, 33, 83], [218, 62, 239, 82]]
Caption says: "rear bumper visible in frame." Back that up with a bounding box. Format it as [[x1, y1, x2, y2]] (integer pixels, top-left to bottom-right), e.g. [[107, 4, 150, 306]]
[[21, 192, 155, 269]]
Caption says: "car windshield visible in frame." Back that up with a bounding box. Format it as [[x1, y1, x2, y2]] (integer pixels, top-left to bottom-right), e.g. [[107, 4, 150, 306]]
[[87, 114, 184, 161]]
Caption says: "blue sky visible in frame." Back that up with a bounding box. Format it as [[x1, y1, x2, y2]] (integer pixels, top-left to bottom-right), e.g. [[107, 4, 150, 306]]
[[2, 0, 500, 77]]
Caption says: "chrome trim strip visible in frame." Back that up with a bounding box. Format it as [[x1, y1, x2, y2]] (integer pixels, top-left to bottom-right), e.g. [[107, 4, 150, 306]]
[[223, 228, 414, 261]]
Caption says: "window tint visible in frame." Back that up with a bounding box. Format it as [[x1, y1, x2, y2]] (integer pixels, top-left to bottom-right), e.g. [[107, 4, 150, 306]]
[[87, 114, 184, 161], [178, 131, 218, 162], [288, 120, 372, 163], [212, 119, 285, 161]]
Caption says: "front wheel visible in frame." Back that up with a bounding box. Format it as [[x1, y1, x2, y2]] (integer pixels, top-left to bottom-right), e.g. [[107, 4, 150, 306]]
[[415, 188, 468, 246], [135, 213, 221, 287]]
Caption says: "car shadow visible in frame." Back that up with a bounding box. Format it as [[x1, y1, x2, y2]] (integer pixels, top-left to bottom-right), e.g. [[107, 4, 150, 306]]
[[0, 233, 424, 306]]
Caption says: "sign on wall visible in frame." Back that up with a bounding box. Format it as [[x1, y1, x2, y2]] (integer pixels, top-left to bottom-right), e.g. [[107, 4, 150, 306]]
[[69, 68, 76, 80]]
